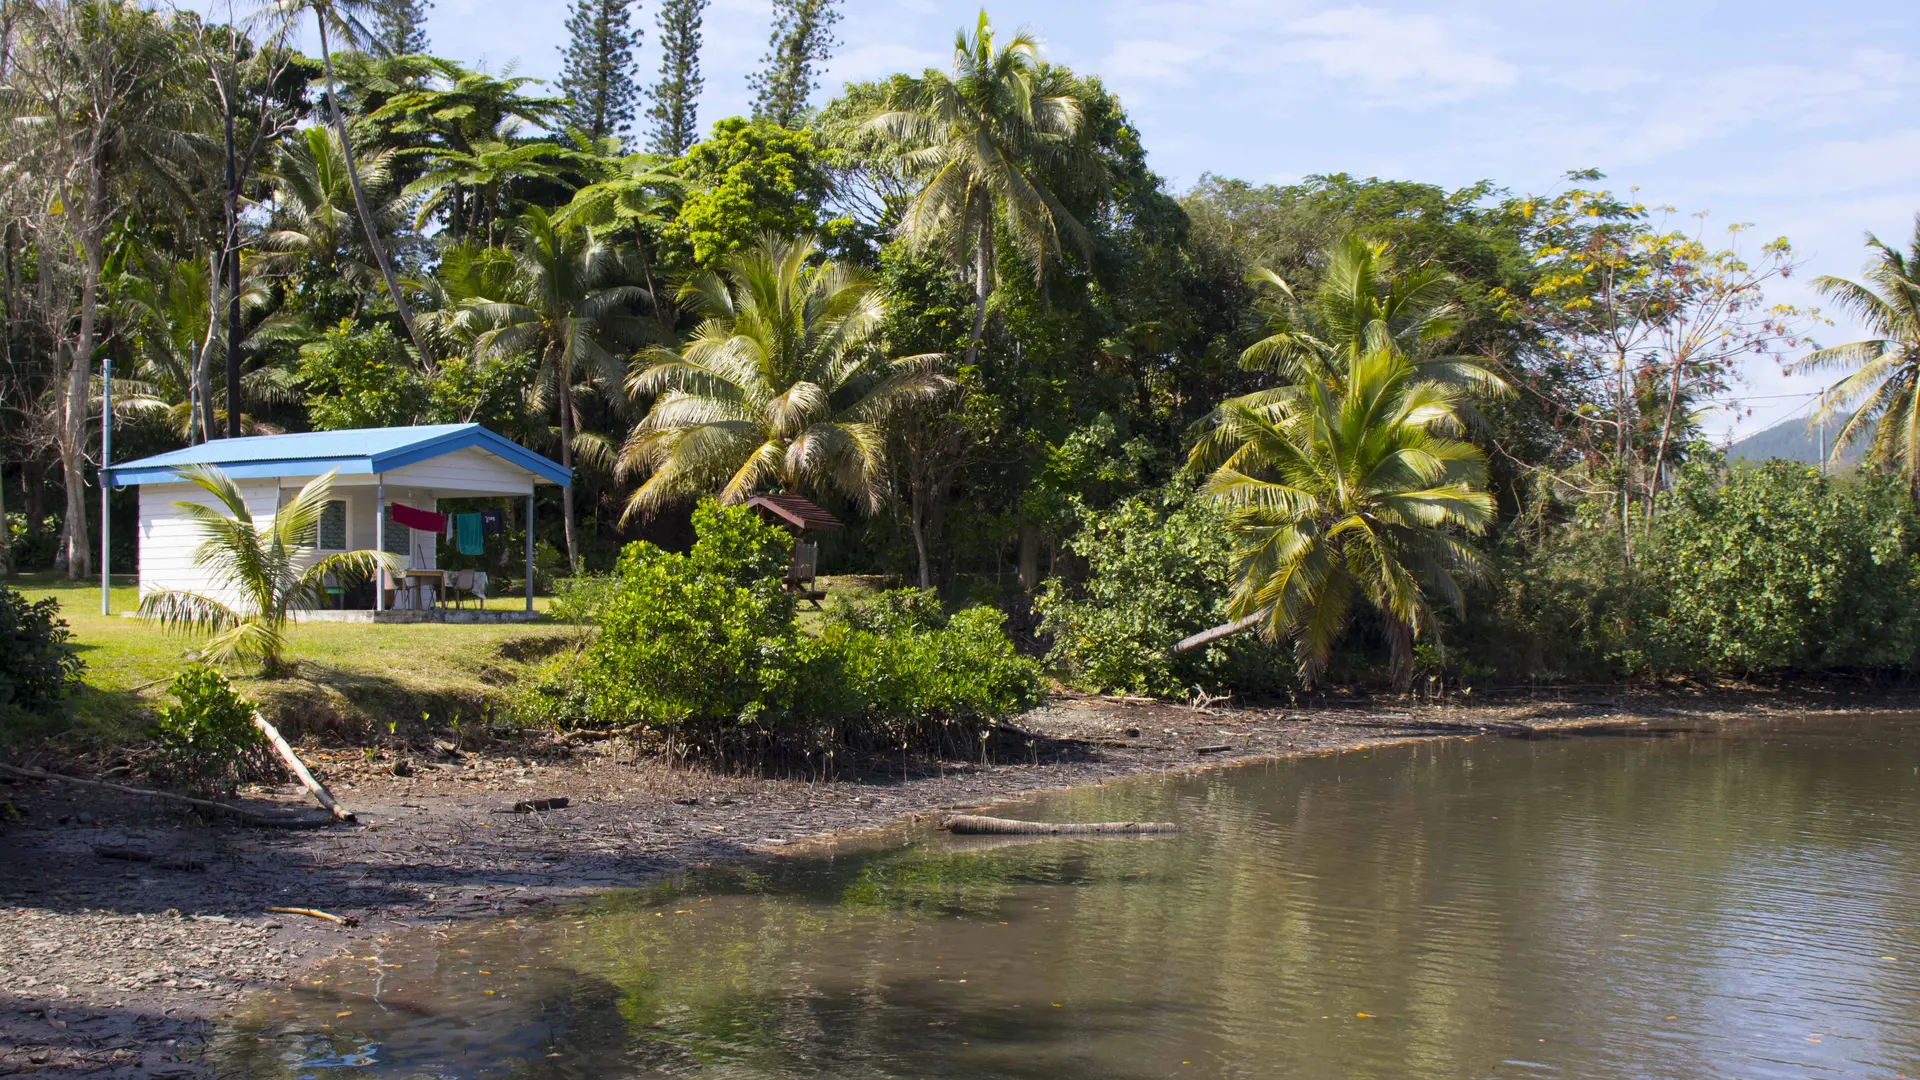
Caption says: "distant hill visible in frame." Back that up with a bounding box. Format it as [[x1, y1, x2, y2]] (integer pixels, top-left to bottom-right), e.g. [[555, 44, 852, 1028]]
[[1726, 410, 1865, 466]]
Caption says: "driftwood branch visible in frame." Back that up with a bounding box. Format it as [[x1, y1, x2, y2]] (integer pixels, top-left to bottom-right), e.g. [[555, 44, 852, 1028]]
[[1174, 613, 1264, 654], [251, 711, 354, 822], [265, 906, 359, 927], [0, 762, 331, 828], [945, 814, 1178, 835]]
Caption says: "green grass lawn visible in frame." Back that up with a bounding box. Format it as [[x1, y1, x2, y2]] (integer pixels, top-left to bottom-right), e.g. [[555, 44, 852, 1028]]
[[8, 570, 905, 751], [8, 573, 573, 747]]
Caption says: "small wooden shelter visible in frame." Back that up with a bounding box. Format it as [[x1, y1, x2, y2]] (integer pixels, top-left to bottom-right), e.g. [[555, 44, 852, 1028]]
[[747, 494, 841, 605]]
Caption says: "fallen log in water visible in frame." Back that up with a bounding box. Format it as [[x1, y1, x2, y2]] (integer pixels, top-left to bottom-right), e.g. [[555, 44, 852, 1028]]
[[944, 814, 1178, 835]]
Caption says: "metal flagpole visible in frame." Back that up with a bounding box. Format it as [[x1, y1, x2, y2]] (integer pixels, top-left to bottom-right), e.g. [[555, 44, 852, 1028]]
[[100, 357, 111, 615]]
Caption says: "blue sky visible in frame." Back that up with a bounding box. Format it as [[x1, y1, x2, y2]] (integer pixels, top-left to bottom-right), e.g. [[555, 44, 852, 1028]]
[[414, 0, 1918, 439]]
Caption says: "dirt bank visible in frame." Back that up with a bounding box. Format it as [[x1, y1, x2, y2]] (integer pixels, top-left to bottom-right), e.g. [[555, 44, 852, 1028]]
[[3, 684, 1915, 1077]]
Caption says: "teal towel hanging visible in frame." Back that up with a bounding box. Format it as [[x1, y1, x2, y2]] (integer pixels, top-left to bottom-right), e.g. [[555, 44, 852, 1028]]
[[455, 513, 485, 555]]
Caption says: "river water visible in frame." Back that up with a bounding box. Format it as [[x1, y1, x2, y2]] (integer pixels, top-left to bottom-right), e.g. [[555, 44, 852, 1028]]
[[215, 714, 1920, 1079]]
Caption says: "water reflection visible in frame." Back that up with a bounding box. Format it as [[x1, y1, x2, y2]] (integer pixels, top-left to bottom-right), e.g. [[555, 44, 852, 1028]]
[[214, 714, 1920, 1079]]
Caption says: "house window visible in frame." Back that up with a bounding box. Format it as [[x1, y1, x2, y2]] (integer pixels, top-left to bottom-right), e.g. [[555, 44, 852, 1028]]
[[383, 506, 410, 556], [317, 500, 348, 551]]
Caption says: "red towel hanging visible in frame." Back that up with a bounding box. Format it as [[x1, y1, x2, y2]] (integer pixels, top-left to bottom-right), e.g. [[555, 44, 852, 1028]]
[[389, 503, 446, 532]]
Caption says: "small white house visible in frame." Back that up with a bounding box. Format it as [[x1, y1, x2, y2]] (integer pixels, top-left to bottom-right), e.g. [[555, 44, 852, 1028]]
[[103, 424, 570, 621]]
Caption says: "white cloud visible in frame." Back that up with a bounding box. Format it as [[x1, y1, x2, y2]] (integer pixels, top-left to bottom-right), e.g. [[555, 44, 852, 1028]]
[[1102, 39, 1209, 87], [1279, 6, 1517, 104]]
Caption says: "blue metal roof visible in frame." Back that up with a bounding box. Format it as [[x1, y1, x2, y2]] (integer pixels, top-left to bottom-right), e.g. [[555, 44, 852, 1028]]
[[102, 424, 571, 488]]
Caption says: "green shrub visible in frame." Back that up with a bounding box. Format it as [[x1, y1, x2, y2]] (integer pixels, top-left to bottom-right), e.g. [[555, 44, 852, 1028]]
[[549, 572, 620, 624], [536, 506, 1042, 755], [824, 586, 947, 635], [816, 599, 1044, 729], [148, 665, 268, 797], [1459, 511, 1644, 681], [1035, 490, 1293, 697], [0, 583, 84, 725], [297, 321, 426, 430], [576, 500, 801, 744], [1640, 462, 1920, 673]]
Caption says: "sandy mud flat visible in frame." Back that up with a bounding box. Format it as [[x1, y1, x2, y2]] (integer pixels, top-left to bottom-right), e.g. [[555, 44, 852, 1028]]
[[2, 686, 1908, 1076]]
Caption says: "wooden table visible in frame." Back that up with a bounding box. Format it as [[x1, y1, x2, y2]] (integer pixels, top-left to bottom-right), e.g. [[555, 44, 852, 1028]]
[[392, 569, 445, 610]]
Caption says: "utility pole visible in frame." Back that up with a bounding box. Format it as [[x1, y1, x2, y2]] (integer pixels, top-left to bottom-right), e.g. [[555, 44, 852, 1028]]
[[1818, 389, 1827, 476]]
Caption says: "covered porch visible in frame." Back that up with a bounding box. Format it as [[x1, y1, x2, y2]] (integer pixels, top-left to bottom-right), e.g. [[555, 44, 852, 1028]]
[[103, 424, 571, 621]]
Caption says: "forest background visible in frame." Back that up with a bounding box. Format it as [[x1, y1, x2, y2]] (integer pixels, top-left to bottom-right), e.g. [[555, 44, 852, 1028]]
[[4, 0, 1920, 711]]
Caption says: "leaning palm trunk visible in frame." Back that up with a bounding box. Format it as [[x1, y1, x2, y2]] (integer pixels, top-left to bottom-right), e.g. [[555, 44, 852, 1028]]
[[312, 17, 429, 363], [138, 465, 394, 674], [556, 358, 580, 572]]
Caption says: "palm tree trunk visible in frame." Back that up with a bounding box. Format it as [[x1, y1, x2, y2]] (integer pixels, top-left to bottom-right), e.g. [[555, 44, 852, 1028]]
[[60, 199, 104, 580], [1173, 612, 1263, 654], [0, 455, 10, 578], [314, 17, 430, 364], [1908, 392, 1920, 503], [965, 217, 990, 365], [908, 484, 931, 589], [201, 250, 222, 441], [556, 358, 581, 573], [1387, 617, 1415, 694]]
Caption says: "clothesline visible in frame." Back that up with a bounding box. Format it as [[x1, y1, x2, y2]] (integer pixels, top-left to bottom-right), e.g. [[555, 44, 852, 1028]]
[[388, 502, 501, 556]]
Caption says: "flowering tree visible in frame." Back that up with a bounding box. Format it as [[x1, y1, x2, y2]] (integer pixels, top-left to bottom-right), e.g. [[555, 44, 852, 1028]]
[[1498, 173, 1804, 545]]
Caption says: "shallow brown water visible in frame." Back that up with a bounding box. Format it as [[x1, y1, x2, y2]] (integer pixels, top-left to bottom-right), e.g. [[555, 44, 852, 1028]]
[[215, 714, 1920, 1079]]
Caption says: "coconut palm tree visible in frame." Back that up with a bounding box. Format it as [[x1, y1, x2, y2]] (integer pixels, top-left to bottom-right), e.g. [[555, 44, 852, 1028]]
[[138, 465, 391, 675], [462, 207, 653, 571], [620, 234, 951, 521], [1180, 347, 1494, 691], [1191, 236, 1506, 472], [258, 125, 409, 296], [1241, 236, 1469, 378], [114, 245, 277, 441], [1799, 219, 1920, 494], [255, 0, 428, 360], [864, 11, 1098, 365]]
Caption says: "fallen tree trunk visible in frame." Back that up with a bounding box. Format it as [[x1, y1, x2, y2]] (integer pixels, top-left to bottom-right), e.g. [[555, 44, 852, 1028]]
[[1173, 613, 1264, 654], [252, 711, 354, 823], [945, 814, 1178, 835], [0, 762, 333, 828]]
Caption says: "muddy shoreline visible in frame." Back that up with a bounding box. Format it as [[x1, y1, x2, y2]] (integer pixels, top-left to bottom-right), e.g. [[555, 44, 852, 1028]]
[[4, 685, 1917, 1077]]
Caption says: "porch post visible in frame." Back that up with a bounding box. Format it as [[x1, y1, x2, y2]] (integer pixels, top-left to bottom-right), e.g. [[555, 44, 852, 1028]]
[[375, 477, 386, 612], [524, 492, 535, 612]]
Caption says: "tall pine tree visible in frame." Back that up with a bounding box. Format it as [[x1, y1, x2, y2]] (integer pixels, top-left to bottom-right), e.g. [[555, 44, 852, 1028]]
[[370, 0, 432, 55], [748, 0, 839, 128], [646, 0, 706, 156], [559, 0, 644, 143]]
